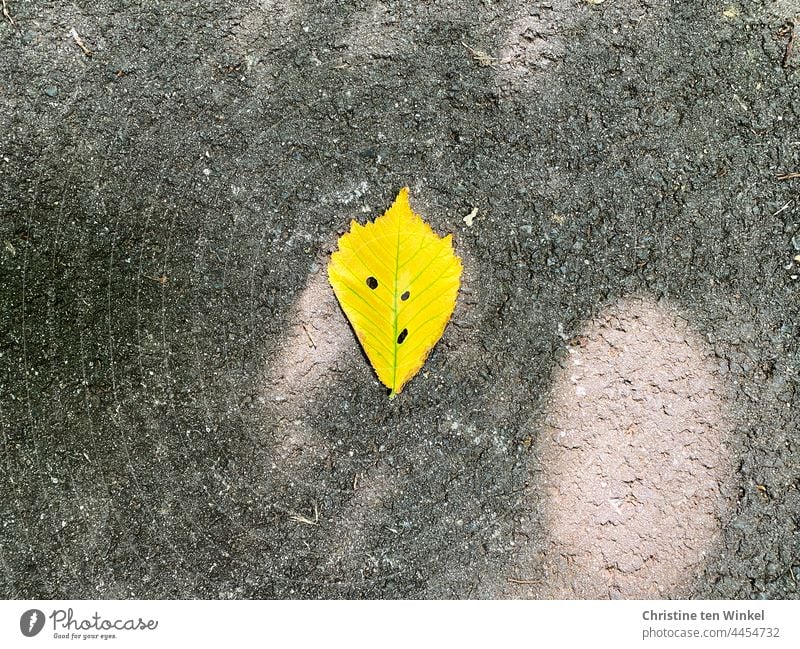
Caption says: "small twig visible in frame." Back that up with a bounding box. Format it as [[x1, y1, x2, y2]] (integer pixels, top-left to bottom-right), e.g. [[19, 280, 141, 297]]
[[755, 484, 769, 501], [780, 19, 796, 68], [145, 274, 169, 286], [772, 200, 793, 217], [70, 27, 93, 57], [507, 577, 540, 585], [301, 323, 316, 349], [289, 501, 319, 526], [777, 172, 800, 180], [461, 41, 498, 68], [2, 0, 14, 27]]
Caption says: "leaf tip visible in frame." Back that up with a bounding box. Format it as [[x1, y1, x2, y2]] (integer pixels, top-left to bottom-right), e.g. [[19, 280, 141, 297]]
[[395, 186, 411, 208]]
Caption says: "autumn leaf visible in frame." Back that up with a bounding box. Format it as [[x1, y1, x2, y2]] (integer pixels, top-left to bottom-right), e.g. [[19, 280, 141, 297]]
[[328, 187, 462, 398]]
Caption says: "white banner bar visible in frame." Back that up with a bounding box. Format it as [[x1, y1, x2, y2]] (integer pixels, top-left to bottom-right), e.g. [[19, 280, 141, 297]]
[[1, 600, 797, 649]]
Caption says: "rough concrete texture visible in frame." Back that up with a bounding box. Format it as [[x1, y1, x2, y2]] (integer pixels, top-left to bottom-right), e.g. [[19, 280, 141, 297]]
[[535, 297, 734, 599], [1, 0, 799, 599]]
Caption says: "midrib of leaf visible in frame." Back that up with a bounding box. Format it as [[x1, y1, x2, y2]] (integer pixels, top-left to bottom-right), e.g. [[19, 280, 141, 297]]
[[390, 214, 401, 399]]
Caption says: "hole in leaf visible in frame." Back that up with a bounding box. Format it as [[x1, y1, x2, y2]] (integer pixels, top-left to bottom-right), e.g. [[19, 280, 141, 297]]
[[366, 276, 378, 289], [401, 290, 410, 301], [397, 328, 408, 344]]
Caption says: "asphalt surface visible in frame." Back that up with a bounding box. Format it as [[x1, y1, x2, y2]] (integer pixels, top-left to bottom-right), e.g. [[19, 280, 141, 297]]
[[1, 0, 799, 599]]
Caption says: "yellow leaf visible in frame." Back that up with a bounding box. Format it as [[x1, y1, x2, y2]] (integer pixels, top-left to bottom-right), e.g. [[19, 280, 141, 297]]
[[328, 187, 462, 398]]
